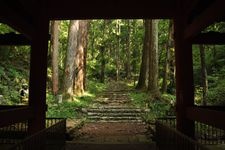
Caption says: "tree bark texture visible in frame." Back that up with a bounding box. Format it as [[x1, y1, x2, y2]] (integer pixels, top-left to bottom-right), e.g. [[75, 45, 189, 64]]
[[63, 20, 79, 98], [136, 20, 150, 90], [74, 20, 89, 96], [100, 46, 105, 83], [50, 20, 60, 95], [125, 20, 131, 79], [83, 21, 89, 90], [199, 45, 208, 105], [162, 20, 173, 93], [148, 20, 159, 96], [116, 20, 120, 81]]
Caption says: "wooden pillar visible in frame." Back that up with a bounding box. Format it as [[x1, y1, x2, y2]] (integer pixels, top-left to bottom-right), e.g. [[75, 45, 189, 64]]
[[174, 0, 195, 138], [28, 3, 49, 134]]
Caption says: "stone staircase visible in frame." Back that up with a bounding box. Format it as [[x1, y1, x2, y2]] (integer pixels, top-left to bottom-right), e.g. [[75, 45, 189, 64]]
[[83, 106, 149, 123], [82, 89, 149, 123], [66, 82, 156, 150]]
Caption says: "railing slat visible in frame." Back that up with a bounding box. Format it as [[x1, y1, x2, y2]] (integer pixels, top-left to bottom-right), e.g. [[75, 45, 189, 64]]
[[0, 118, 66, 149], [156, 121, 209, 150], [156, 116, 225, 145]]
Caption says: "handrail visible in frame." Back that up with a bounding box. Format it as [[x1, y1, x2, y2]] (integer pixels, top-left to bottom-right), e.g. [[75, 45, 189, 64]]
[[156, 121, 209, 150], [156, 116, 225, 145], [8, 118, 66, 150], [0, 118, 66, 145]]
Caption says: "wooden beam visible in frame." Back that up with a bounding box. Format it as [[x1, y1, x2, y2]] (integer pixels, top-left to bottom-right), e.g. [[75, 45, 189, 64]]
[[185, 0, 225, 40], [187, 107, 225, 130], [47, 0, 176, 19], [174, 0, 195, 138], [197, 105, 225, 111], [28, 1, 49, 134], [0, 33, 30, 45], [193, 32, 225, 45], [0, 105, 27, 110], [185, 0, 200, 16], [0, 107, 34, 127], [0, 2, 34, 39]]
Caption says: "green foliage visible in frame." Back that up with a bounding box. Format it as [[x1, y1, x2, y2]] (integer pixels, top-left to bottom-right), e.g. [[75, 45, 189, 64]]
[[86, 80, 107, 94], [46, 101, 79, 118], [206, 79, 225, 105], [87, 19, 144, 80], [46, 80, 107, 118], [193, 43, 225, 105], [0, 47, 29, 105], [2, 19, 225, 121], [129, 91, 149, 108], [0, 23, 15, 34], [46, 91, 95, 118], [129, 90, 174, 122]]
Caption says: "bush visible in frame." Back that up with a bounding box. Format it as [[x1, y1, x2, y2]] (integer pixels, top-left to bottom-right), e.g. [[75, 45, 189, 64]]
[[129, 91, 148, 107], [206, 81, 225, 105], [129, 91, 175, 122], [46, 80, 107, 118]]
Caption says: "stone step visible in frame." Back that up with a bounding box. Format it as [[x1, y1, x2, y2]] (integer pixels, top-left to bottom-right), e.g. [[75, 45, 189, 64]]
[[101, 90, 129, 93], [87, 112, 143, 117], [87, 116, 143, 121], [95, 98, 130, 101], [85, 108, 149, 113], [91, 106, 141, 109], [99, 96, 129, 98], [89, 106, 149, 110], [100, 93, 128, 95], [86, 119, 144, 123]]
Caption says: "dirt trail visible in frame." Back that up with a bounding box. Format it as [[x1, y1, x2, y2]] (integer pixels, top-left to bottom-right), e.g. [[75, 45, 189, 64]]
[[66, 81, 155, 150]]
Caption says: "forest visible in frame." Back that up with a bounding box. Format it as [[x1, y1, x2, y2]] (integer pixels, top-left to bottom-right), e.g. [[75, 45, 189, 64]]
[[0, 19, 225, 119]]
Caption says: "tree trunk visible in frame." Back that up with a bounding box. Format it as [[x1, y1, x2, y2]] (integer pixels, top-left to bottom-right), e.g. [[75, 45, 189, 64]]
[[63, 20, 79, 98], [116, 20, 120, 81], [100, 46, 105, 83], [136, 20, 150, 90], [162, 20, 173, 93], [125, 20, 131, 79], [50, 20, 60, 95], [83, 21, 89, 90], [199, 45, 208, 106], [148, 20, 160, 97], [74, 20, 88, 96]]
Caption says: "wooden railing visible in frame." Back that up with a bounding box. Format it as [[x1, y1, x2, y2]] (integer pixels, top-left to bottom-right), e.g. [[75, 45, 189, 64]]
[[8, 118, 66, 150], [156, 121, 209, 150], [0, 118, 66, 149], [156, 116, 225, 145]]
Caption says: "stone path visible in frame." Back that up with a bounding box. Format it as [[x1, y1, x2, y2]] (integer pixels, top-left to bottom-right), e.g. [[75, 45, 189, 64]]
[[66, 81, 155, 150]]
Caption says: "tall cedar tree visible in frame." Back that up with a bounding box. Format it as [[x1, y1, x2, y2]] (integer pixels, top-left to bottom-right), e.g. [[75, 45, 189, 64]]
[[63, 20, 79, 98], [50, 21, 60, 95], [125, 20, 131, 79], [162, 20, 173, 93], [74, 20, 89, 95], [199, 45, 208, 105], [136, 20, 150, 90], [116, 20, 120, 81], [148, 20, 160, 97]]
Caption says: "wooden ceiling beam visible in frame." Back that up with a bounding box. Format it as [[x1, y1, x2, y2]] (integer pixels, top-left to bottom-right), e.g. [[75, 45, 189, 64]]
[[184, 0, 225, 40], [0, 33, 30, 45], [192, 32, 225, 45], [0, 3, 34, 40], [184, 0, 201, 16], [47, 0, 176, 20]]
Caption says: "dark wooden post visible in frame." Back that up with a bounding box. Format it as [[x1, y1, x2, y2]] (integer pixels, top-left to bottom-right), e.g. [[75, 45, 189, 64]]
[[174, 0, 195, 138], [28, 3, 49, 134]]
